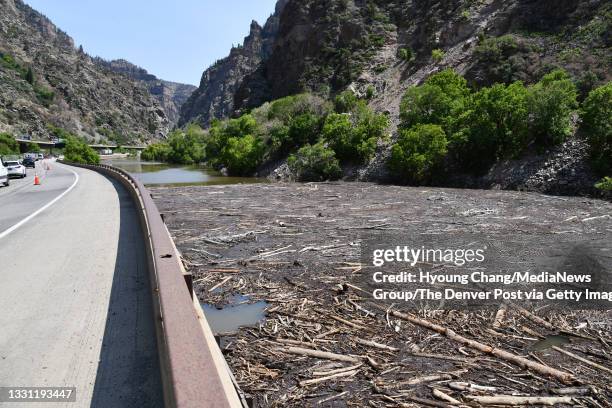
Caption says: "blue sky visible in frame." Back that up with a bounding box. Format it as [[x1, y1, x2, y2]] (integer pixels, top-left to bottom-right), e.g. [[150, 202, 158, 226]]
[[24, 0, 278, 85]]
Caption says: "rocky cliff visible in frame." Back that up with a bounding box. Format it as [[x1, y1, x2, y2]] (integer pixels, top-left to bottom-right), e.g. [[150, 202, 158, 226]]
[[181, 0, 610, 130], [0, 0, 170, 143], [94, 59, 196, 128], [178, 0, 288, 127]]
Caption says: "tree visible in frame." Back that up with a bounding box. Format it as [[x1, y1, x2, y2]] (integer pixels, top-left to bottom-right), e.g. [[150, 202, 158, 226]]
[[527, 69, 578, 147], [400, 69, 471, 133], [25, 66, 34, 84], [64, 137, 100, 165], [454, 81, 529, 172], [219, 135, 264, 176], [288, 142, 342, 181], [26, 142, 41, 153], [141, 142, 171, 162], [0, 133, 19, 156], [389, 124, 448, 183], [582, 82, 612, 174]]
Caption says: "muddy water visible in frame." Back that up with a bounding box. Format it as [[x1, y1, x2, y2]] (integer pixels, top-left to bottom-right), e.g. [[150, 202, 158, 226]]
[[103, 158, 267, 187], [201, 295, 268, 334]]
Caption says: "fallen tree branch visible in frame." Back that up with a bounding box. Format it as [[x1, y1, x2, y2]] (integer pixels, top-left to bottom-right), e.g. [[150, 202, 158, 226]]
[[383, 307, 575, 384], [278, 346, 361, 363], [465, 395, 573, 405]]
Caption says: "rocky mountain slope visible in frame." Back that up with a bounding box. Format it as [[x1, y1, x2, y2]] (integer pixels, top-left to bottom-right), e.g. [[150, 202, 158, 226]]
[[180, 0, 610, 195], [94, 58, 196, 127], [182, 0, 610, 129], [0, 0, 171, 143]]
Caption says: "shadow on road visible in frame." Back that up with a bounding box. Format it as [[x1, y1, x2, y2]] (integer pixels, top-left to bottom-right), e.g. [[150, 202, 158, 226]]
[[90, 177, 163, 408]]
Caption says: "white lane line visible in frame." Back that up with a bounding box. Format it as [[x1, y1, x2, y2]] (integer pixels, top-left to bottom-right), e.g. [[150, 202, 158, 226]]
[[0, 165, 80, 240]]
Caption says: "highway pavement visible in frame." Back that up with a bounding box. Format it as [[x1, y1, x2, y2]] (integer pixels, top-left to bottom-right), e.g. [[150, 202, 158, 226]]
[[0, 161, 162, 407]]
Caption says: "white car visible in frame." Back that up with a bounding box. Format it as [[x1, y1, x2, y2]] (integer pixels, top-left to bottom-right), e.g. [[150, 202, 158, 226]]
[[0, 161, 9, 187], [4, 160, 26, 178]]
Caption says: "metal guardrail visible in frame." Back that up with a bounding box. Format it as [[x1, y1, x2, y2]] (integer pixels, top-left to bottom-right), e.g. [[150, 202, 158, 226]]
[[60, 162, 241, 408]]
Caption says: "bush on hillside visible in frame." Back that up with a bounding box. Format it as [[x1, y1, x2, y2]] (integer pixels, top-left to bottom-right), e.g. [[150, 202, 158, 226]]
[[527, 69, 578, 147], [333, 90, 360, 113], [64, 137, 100, 165], [595, 177, 612, 192], [0, 133, 19, 156], [400, 69, 470, 134], [582, 82, 612, 174], [388, 124, 448, 183], [288, 142, 342, 181]]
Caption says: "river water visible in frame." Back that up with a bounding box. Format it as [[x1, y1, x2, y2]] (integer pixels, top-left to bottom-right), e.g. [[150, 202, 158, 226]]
[[102, 157, 266, 187], [104, 157, 269, 333]]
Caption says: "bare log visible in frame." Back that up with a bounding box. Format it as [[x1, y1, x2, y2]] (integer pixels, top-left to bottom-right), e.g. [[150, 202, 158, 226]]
[[279, 346, 361, 363], [386, 308, 575, 384], [465, 395, 573, 405]]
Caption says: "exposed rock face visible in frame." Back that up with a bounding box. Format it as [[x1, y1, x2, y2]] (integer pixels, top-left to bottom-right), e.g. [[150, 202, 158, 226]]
[[95, 59, 196, 127], [0, 0, 169, 143], [182, 0, 610, 127], [179, 0, 288, 127]]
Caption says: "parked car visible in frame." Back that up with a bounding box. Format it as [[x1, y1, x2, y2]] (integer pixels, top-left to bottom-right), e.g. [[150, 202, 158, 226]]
[[0, 160, 9, 187], [4, 160, 26, 178], [22, 157, 36, 168], [37, 153, 44, 160]]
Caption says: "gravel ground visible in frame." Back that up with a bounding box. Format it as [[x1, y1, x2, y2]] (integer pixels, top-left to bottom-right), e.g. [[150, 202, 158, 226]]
[[152, 182, 612, 407]]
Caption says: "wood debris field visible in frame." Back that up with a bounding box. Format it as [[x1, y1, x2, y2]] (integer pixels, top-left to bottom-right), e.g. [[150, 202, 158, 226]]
[[151, 182, 612, 407]]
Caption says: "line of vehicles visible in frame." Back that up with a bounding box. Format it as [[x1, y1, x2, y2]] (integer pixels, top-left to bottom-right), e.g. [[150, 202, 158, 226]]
[[0, 153, 44, 187]]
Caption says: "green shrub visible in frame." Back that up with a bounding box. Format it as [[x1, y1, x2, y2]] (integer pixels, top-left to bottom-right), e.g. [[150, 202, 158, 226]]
[[288, 142, 342, 181], [595, 177, 612, 191], [400, 69, 470, 133], [141, 142, 171, 162], [166, 124, 205, 164], [288, 113, 321, 147], [26, 142, 41, 153], [323, 102, 388, 163], [219, 134, 264, 176], [431, 49, 445, 62], [64, 136, 100, 165], [475, 35, 518, 62], [397, 47, 414, 62], [333, 90, 359, 113], [0, 132, 19, 156], [25, 67, 34, 84], [527, 70, 578, 146], [389, 124, 448, 183], [454, 81, 529, 172], [582, 82, 612, 174]]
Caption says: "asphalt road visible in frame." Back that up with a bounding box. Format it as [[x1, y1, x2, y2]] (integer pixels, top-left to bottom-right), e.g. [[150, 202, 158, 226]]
[[0, 162, 162, 407]]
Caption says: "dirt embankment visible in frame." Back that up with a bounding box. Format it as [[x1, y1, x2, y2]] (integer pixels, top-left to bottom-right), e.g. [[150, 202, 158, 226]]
[[152, 182, 612, 407]]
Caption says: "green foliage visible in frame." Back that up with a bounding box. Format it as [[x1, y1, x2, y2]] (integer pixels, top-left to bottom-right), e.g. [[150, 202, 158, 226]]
[[141, 142, 171, 162], [26, 142, 41, 153], [64, 136, 100, 165], [400, 69, 470, 134], [0, 133, 19, 156], [582, 82, 612, 174], [397, 47, 414, 62], [47, 124, 73, 140], [389, 124, 448, 183], [431, 49, 445, 62], [219, 134, 264, 176], [595, 177, 612, 191], [526, 70, 578, 147], [25, 66, 34, 84], [334, 90, 359, 113], [323, 101, 388, 163], [288, 142, 342, 181], [454, 82, 529, 171], [475, 35, 518, 62], [166, 125, 205, 164]]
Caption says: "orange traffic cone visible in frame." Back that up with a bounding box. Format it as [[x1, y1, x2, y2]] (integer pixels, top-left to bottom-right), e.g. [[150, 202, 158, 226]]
[[34, 173, 40, 185]]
